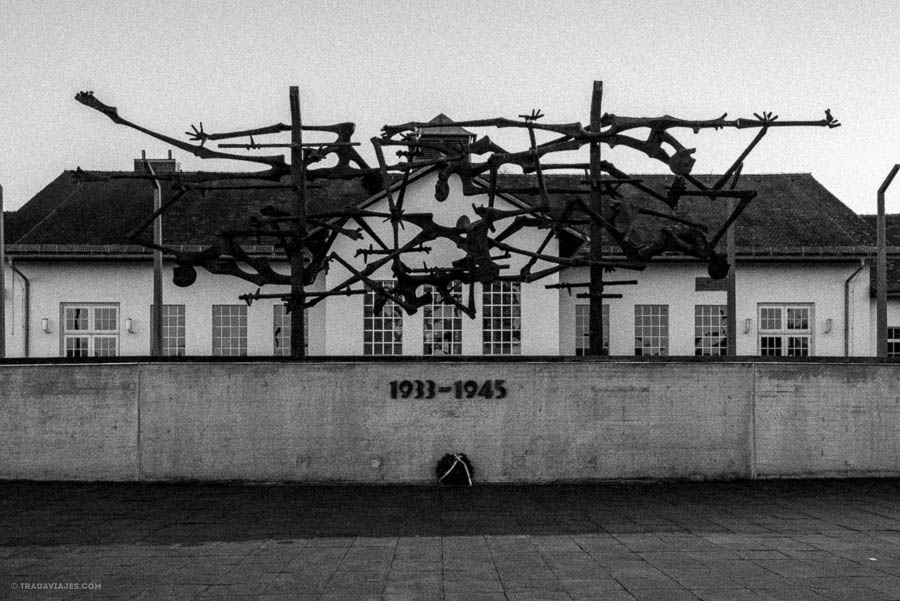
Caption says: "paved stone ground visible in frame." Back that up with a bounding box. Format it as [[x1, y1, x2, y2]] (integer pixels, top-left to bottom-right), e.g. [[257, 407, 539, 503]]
[[2, 479, 900, 600]]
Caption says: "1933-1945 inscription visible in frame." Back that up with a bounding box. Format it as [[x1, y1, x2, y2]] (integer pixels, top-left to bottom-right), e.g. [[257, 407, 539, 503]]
[[389, 379, 508, 399]]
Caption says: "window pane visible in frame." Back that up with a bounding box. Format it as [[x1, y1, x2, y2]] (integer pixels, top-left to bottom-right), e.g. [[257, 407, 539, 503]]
[[634, 305, 669, 356], [759, 307, 781, 331], [162, 305, 186, 357], [786, 307, 810, 331], [786, 336, 810, 357], [364, 281, 402, 355], [65, 307, 89, 332], [424, 284, 462, 355], [695, 305, 727, 356], [274, 304, 308, 356], [94, 307, 118, 331], [65, 336, 89, 357], [760, 336, 782, 356], [758, 304, 813, 356], [212, 305, 247, 356], [483, 282, 521, 355], [93, 336, 118, 357], [575, 304, 610, 355], [888, 327, 900, 358], [61, 303, 120, 358]]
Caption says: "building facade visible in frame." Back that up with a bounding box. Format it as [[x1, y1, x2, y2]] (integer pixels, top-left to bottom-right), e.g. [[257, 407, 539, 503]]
[[2, 161, 883, 358]]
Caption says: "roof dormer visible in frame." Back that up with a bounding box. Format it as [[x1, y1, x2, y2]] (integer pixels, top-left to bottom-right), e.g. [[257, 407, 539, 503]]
[[416, 114, 476, 161]]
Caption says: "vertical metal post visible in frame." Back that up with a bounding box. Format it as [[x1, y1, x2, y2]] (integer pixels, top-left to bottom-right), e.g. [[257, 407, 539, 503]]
[[588, 81, 605, 355], [145, 159, 164, 357], [289, 86, 307, 359], [876, 164, 899, 358], [726, 199, 737, 356], [0, 182, 5, 359]]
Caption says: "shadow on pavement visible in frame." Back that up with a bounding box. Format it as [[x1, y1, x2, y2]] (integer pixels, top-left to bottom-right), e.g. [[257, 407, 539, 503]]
[[1, 479, 897, 547]]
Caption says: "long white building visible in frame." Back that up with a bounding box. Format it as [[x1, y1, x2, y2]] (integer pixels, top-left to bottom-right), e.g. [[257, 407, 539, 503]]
[[1, 153, 883, 358]]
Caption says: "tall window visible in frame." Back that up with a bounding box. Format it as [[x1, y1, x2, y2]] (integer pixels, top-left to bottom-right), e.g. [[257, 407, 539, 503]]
[[758, 304, 812, 357], [364, 281, 402, 355], [483, 281, 521, 355], [695, 305, 727, 356], [575, 304, 609, 355], [161, 305, 186, 356], [889, 327, 900, 358], [273, 304, 308, 356], [62, 304, 119, 357], [424, 285, 462, 355], [634, 304, 669, 356], [212, 305, 247, 356]]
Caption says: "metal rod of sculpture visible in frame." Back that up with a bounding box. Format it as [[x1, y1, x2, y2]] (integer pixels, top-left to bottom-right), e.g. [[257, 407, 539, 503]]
[[74, 82, 838, 357], [375, 83, 837, 355], [877, 164, 900, 358], [0, 181, 5, 359]]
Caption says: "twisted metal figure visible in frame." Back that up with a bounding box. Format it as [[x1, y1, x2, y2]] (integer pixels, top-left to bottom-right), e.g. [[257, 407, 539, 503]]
[[74, 84, 838, 357]]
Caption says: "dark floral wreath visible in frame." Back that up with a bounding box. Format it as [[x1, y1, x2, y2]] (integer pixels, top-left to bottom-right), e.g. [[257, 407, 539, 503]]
[[436, 453, 474, 486]]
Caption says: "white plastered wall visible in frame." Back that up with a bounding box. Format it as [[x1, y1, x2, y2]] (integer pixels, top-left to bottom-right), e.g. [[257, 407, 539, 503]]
[[558, 260, 871, 357], [6, 259, 321, 358]]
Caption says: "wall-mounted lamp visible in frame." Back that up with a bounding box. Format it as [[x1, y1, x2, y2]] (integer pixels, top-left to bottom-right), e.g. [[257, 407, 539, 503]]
[[125, 318, 134, 334], [825, 318, 833, 334], [743, 318, 752, 334], [41, 318, 50, 333]]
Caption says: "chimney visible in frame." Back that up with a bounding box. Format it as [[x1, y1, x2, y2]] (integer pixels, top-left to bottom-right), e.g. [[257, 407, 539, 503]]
[[134, 149, 180, 174]]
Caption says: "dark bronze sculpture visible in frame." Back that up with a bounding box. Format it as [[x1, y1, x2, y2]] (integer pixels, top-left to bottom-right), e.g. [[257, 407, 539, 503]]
[[75, 82, 838, 357]]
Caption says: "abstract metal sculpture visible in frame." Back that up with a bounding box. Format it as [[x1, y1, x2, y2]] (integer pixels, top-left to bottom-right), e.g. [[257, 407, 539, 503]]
[[75, 82, 839, 357]]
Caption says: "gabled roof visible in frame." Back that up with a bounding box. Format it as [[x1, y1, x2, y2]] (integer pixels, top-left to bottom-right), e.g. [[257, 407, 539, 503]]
[[6, 171, 376, 248], [4, 170, 873, 261], [491, 173, 874, 253]]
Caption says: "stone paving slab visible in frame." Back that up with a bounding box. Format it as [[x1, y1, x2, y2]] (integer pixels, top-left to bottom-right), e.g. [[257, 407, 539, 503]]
[[1, 479, 900, 600]]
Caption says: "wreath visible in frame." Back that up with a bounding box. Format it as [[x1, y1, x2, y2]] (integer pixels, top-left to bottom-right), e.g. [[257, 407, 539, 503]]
[[436, 453, 474, 486]]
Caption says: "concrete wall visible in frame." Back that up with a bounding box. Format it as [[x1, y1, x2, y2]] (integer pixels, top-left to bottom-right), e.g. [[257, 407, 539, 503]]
[[0, 364, 139, 480], [2, 360, 899, 483]]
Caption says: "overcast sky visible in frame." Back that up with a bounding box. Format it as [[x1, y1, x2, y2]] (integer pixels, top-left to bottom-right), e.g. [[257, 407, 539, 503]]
[[1, 0, 898, 213]]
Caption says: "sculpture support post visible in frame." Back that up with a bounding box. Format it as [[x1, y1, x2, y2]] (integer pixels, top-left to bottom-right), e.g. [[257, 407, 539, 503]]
[[289, 86, 307, 358], [876, 164, 900, 358], [588, 81, 605, 355], [726, 197, 737, 356], [145, 160, 164, 357], [0, 182, 5, 359]]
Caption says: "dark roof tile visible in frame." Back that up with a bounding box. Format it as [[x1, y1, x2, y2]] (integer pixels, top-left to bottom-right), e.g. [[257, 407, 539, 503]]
[[8, 170, 871, 257], [491, 173, 873, 248], [10, 171, 374, 247]]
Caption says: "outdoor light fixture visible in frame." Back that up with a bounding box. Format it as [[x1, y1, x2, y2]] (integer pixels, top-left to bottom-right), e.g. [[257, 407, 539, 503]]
[[125, 318, 134, 334], [825, 318, 833, 334], [743, 318, 752, 334], [41, 318, 50, 333]]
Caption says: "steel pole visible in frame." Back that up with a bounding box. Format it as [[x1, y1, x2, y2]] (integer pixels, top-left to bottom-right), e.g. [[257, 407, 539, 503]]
[[145, 161, 164, 357], [588, 81, 605, 355], [726, 197, 737, 356], [289, 86, 308, 359], [876, 164, 900, 358], [0, 182, 5, 359]]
